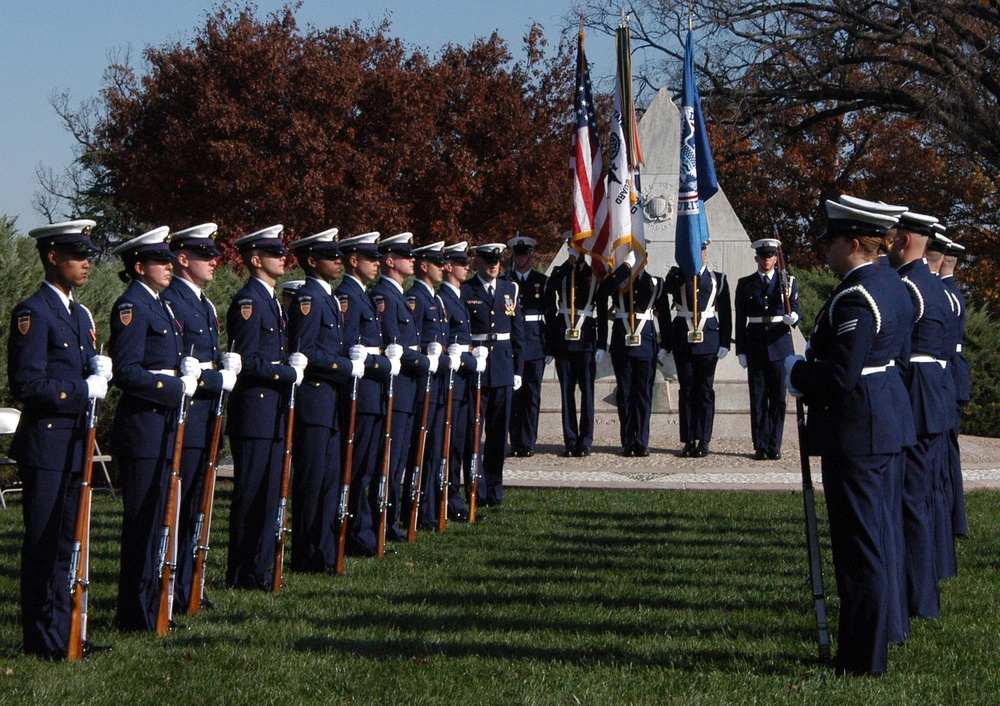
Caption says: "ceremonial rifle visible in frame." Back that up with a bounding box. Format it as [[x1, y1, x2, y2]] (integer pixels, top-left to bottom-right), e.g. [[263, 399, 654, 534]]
[[272, 351, 298, 593], [407, 368, 433, 542], [467, 368, 483, 523], [67, 371, 100, 660], [188, 387, 227, 614], [777, 242, 792, 314], [375, 359, 396, 557], [437, 356, 457, 532], [334, 371, 359, 574], [156, 387, 190, 636]]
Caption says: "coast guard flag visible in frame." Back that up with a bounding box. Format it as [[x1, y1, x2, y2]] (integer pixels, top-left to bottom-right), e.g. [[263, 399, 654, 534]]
[[606, 21, 646, 290], [570, 30, 609, 278], [676, 29, 719, 279]]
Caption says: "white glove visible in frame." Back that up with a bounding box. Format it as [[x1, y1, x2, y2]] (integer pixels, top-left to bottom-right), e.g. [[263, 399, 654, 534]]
[[180, 375, 198, 398], [86, 375, 108, 400], [657, 349, 670, 368], [545, 355, 554, 365], [349, 344, 368, 363], [427, 342, 443, 357], [595, 349, 606, 364], [221, 352, 242, 374], [220, 369, 237, 392], [292, 367, 305, 386], [717, 347, 729, 360], [180, 356, 202, 379], [513, 374, 522, 391], [472, 346, 489, 362], [389, 357, 401, 377], [386, 343, 404, 361], [90, 355, 113, 382], [427, 354, 439, 375], [623, 250, 636, 270], [448, 354, 462, 372], [350, 359, 365, 378], [288, 351, 308, 369], [447, 343, 462, 358], [737, 354, 748, 369], [782, 311, 800, 326], [784, 354, 805, 398], [475, 356, 487, 373]]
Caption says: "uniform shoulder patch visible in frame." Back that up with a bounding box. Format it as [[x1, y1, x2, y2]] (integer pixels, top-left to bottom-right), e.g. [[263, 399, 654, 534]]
[[406, 295, 417, 311], [373, 294, 385, 314], [16, 313, 31, 335], [241, 302, 253, 320], [299, 297, 312, 316], [119, 308, 133, 326], [337, 295, 349, 313]]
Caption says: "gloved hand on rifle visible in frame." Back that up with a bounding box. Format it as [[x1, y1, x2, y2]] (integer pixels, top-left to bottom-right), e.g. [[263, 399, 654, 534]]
[[180, 356, 202, 380], [426, 341, 442, 375], [784, 354, 805, 398], [90, 354, 113, 382], [221, 351, 242, 375], [349, 344, 368, 364], [386, 343, 403, 377], [472, 345, 488, 373], [288, 351, 308, 387], [86, 375, 108, 400], [446, 342, 463, 372], [782, 311, 800, 326]]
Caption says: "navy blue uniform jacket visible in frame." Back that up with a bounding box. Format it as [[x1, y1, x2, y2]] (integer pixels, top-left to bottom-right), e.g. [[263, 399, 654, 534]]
[[461, 276, 524, 387], [734, 272, 799, 364], [373, 277, 428, 413], [335, 276, 391, 414], [504, 269, 547, 361]]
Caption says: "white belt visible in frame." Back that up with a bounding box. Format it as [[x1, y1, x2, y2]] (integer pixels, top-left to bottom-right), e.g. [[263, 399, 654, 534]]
[[861, 365, 888, 376], [363, 346, 383, 355], [956, 344, 963, 353], [910, 355, 947, 368], [199, 361, 216, 370], [270, 360, 283, 365], [151, 369, 177, 377], [523, 314, 544, 322], [558, 308, 595, 318], [471, 333, 511, 341], [408, 345, 419, 351], [747, 316, 782, 324], [673, 310, 716, 320], [450, 344, 471, 352], [614, 312, 654, 321]]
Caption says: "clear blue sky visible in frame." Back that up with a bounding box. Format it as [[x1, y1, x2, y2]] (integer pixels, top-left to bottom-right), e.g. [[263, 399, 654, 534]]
[[1, 0, 620, 231]]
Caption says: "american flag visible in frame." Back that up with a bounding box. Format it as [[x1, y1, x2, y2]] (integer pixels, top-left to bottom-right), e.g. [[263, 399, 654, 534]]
[[569, 30, 609, 278]]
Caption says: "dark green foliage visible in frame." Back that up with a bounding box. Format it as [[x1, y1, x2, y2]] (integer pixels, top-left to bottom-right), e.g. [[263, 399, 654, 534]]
[[961, 307, 1000, 437], [1, 487, 999, 703], [788, 265, 838, 338]]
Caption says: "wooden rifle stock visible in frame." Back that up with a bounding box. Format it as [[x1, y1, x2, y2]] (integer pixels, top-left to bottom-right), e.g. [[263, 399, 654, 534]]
[[67, 397, 99, 661], [437, 367, 456, 532], [375, 371, 396, 557], [407, 370, 434, 542], [156, 392, 189, 636], [796, 399, 832, 663], [272, 382, 296, 593], [188, 389, 227, 614], [334, 376, 359, 574], [467, 370, 483, 522]]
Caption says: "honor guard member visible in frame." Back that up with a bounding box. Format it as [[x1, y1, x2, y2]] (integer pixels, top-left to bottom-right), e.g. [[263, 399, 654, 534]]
[[438, 242, 482, 520], [7, 220, 111, 656], [162, 224, 240, 610], [939, 235, 969, 537], [225, 226, 307, 590], [335, 232, 396, 556], [786, 199, 912, 675], [545, 239, 600, 457], [661, 241, 733, 457], [463, 243, 523, 507], [887, 208, 958, 609], [109, 227, 196, 630], [277, 280, 305, 316], [596, 252, 667, 457], [286, 229, 360, 572], [504, 234, 547, 457], [734, 238, 800, 460], [405, 242, 449, 526], [372, 233, 425, 543]]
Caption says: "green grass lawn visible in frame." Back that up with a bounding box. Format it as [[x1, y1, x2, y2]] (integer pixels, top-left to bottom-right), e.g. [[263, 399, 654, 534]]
[[1, 487, 998, 704]]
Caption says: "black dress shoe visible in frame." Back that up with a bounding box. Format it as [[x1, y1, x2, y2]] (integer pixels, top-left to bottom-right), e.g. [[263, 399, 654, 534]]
[[680, 442, 696, 457], [574, 447, 591, 457], [754, 449, 767, 461], [82, 640, 113, 656], [523, 448, 534, 457], [560, 446, 575, 458], [168, 619, 189, 631], [633, 446, 649, 457], [767, 450, 782, 460], [200, 596, 216, 610], [695, 441, 710, 458], [448, 509, 470, 522], [621, 446, 634, 457]]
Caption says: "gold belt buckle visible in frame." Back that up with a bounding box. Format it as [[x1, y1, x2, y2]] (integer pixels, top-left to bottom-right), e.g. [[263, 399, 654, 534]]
[[565, 328, 580, 341], [627, 334, 641, 346], [688, 331, 704, 344]]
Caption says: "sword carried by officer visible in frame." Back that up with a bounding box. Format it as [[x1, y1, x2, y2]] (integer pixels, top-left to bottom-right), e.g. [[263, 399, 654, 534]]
[[334, 357, 360, 575], [188, 385, 227, 614], [67, 348, 104, 661], [375, 345, 397, 557], [155, 385, 191, 636], [782, 245, 831, 663], [272, 343, 300, 593]]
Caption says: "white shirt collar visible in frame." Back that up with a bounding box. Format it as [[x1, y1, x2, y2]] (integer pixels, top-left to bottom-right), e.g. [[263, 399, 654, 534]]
[[759, 270, 774, 281], [252, 276, 275, 299], [137, 280, 160, 300], [307, 276, 332, 296], [845, 262, 873, 278], [384, 276, 404, 294], [346, 274, 366, 290], [443, 281, 461, 296], [43, 281, 73, 312], [175, 275, 203, 299], [478, 274, 496, 289], [415, 279, 436, 296]]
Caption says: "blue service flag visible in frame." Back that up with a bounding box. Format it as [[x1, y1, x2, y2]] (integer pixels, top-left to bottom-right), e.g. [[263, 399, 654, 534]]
[[676, 29, 719, 279]]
